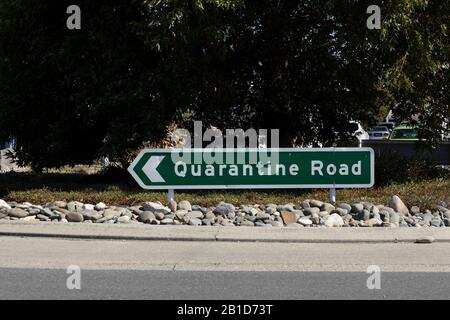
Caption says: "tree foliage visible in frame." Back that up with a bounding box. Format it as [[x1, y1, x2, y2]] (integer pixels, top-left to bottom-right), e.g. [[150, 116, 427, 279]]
[[0, 0, 448, 170]]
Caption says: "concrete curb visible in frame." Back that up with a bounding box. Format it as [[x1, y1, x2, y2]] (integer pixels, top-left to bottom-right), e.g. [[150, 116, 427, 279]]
[[1, 221, 450, 243]]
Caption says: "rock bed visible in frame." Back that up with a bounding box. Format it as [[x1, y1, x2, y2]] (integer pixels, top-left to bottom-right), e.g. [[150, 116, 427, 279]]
[[0, 197, 449, 228]]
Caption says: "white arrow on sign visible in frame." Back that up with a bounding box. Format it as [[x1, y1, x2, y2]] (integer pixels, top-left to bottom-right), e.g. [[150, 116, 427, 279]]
[[142, 156, 165, 183]]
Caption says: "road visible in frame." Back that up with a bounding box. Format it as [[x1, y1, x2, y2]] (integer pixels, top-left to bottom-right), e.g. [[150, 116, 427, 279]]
[[0, 236, 449, 299], [1, 268, 450, 300]]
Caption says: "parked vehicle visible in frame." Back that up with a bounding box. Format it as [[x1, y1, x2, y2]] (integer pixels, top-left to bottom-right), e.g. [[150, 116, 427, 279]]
[[388, 126, 420, 141], [368, 126, 390, 140], [377, 122, 396, 132]]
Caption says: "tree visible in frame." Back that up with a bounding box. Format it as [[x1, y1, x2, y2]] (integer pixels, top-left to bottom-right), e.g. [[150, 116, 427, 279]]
[[1, 0, 448, 170], [0, 0, 174, 171], [151, 0, 449, 146]]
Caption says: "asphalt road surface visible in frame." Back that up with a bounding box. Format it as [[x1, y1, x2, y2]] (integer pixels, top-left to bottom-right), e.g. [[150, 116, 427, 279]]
[[0, 268, 449, 300], [0, 236, 449, 299]]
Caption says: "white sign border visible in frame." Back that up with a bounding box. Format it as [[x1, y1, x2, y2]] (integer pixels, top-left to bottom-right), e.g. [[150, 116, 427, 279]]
[[127, 147, 375, 190]]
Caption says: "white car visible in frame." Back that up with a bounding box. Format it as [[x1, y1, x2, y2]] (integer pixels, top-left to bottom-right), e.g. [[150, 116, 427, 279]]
[[368, 126, 391, 140], [377, 122, 396, 132]]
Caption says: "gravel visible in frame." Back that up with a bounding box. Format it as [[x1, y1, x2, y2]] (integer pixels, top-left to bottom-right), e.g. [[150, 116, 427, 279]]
[[0, 196, 449, 228]]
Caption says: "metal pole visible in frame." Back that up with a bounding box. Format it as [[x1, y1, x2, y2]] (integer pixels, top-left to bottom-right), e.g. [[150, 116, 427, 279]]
[[330, 188, 336, 204], [168, 189, 175, 202]]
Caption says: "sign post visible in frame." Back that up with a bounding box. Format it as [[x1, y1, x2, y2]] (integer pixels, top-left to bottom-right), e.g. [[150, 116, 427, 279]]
[[128, 148, 374, 192]]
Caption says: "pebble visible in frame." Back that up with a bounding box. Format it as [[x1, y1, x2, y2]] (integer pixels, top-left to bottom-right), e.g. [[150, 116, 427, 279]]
[[8, 208, 29, 218], [280, 211, 297, 225], [66, 212, 84, 223], [415, 236, 435, 244], [303, 207, 320, 216], [0, 198, 448, 229], [389, 195, 410, 215], [160, 218, 174, 225], [324, 214, 344, 227], [351, 203, 364, 214], [177, 200, 192, 211], [298, 217, 313, 226]]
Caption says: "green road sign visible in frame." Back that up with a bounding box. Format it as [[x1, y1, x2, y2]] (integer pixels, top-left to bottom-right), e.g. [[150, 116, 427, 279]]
[[128, 148, 374, 190]]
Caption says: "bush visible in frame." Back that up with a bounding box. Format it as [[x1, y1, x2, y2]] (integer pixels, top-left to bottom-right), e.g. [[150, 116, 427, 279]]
[[375, 151, 449, 187]]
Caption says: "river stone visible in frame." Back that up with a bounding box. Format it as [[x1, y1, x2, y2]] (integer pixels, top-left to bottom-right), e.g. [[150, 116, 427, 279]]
[[298, 217, 313, 226], [371, 206, 379, 215], [278, 204, 295, 212], [160, 218, 174, 225], [168, 200, 177, 212], [366, 218, 383, 227], [67, 201, 84, 212], [117, 216, 130, 223], [0, 200, 11, 210], [177, 200, 192, 211], [95, 202, 107, 210], [356, 209, 370, 221], [430, 218, 442, 227], [280, 211, 297, 225], [37, 207, 53, 217], [390, 211, 400, 226], [337, 203, 352, 212], [287, 223, 304, 228], [351, 203, 364, 214], [324, 213, 344, 227], [142, 202, 171, 214], [174, 210, 187, 220], [83, 204, 95, 211], [204, 211, 215, 221], [213, 203, 235, 216], [301, 200, 310, 209], [138, 211, 156, 223], [443, 218, 450, 227], [415, 236, 435, 244], [332, 208, 348, 216], [35, 214, 50, 221], [66, 212, 84, 222], [8, 208, 28, 218], [410, 206, 420, 215], [310, 213, 320, 224], [265, 204, 277, 214], [442, 210, 450, 219], [103, 209, 121, 218], [82, 210, 102, 222], [186, 217, 200, 226], [422, 213, 433, 225], [22, 216, 37, 222], [269, 221, 284, 227], [319, 211, 330, 218], [389, 195, 410, 215], [256, 212, 270, 220], [303, 207, 320, 216], [240, 220, 255, 227], [309, 200, 324, 208], [249, 208, 261, 216], [185, 211, 203, 220], [227, 211, 236, 220], [320, 203, 335, 213], [51, 201, 67, 208]]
